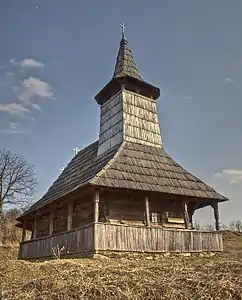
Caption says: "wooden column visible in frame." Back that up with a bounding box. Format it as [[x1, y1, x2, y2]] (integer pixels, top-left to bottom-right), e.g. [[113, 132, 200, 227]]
[[212, 202, 220, 231], [21, 219, 26, 242], [49, 211, 54, 236], [32, 216, 37, 240], [183, 202, 189, 229], [93, 191, 100, 223], [188, 210, 194, 229], [145, 196, 150, 227], [93, 190, 100, 254], [67, 202, 73, 231]]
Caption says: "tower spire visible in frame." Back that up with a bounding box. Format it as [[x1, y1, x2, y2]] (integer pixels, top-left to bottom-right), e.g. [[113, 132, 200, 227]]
[[95, 24, 160, 105], [113, 23, 143, 81]]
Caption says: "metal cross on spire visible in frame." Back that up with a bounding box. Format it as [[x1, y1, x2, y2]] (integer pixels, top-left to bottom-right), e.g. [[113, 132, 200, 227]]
[[73, 147, 80, 156], [120, 22, 127, 40]]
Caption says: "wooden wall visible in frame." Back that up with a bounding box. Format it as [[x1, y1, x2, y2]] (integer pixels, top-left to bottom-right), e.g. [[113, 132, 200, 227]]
[[33, 193, 93, 239], [36, 213, 49, 238], [97, 88, 163, 156], [95, 223, 223, 253], [19, 224, 94, 260], [123, 90, 162, 147], [98, 91, 123, 155], [72, 198, 93, 228], [101, 191, 186, 229], [31, 190, 198, 245], [103, 193, 145, 225], [19, 223, 223, 259]]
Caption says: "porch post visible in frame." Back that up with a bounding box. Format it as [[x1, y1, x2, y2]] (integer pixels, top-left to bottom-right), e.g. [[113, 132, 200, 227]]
[[93, 190, 100, 254], [183, 201, 189, 229], [67, 202, 73, 231], [145, 196, 151, 227], [32, 215, 37, 240], [212, 202, 220, 231], [188, 210, 194, 229], [93, 190, 100, 223], [49, 211, 54, 236], [21, 219, 26, 242]]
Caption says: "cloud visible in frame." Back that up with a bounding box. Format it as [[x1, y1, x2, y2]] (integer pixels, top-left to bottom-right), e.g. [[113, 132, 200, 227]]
[[0, 128, 28, 135], [20, 58, 44, 68], [0, 103, 30, 117], [223, 77, 233, 85], [214, 169, 242, 184], [9, 59, 17, 65], [6, 72, 14, 77], [17, 76, 54, 110], [0, 121, 29, 135], [9, 122, 20, 130]]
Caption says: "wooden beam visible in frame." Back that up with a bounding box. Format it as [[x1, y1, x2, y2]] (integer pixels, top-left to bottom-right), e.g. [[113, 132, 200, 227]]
[[212, 202, 220, 231], [188, 210, 193, 229], [183, 202, 189, 229], [145, 196, 151, 227], [187, 202, 198, 230], [32, 216, 37, 240], [49, 211, 54, 236], [67, 202, 73, 231], [21, 219, 26, 242], [93, 191, 100, 223], [93, 190, 100, 253]]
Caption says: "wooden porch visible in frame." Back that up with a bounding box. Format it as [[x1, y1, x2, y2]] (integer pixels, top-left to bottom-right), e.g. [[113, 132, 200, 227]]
[[19, 222, 223, 260]]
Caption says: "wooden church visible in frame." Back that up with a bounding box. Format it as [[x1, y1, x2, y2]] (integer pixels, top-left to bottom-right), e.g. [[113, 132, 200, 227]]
[[17, 26, 228, 259]]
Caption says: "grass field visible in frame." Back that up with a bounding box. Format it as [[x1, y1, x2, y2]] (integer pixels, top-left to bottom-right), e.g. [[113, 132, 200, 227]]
[[0, 229, 241, 300]]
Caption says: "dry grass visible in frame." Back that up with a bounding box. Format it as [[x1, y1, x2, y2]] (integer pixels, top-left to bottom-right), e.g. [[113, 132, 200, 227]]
[[0, 228, 241, 300]]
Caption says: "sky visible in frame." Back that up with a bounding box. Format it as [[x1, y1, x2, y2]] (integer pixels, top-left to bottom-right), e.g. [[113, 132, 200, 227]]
[[0, 0, 241, 225]]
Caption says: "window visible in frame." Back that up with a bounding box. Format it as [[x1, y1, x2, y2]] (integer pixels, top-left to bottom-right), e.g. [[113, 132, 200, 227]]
[[166, 211, 183, 219], [151, 212, 162, 223]]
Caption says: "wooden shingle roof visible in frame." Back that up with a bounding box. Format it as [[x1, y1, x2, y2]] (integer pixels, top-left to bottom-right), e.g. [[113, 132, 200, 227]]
[[113, 37, 143, 81], [22, 141, 227, 217], [21, 141, 118, 216], [91, 142, 227, 200]]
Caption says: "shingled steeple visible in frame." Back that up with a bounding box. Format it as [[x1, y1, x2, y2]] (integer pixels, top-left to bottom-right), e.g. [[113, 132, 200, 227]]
[[95, 26, 160, 105], [113, 32, 143, 81]]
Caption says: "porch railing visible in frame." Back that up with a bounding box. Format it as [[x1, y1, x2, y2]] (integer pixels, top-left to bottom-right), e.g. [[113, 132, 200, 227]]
[[19, 223, 223, 260]]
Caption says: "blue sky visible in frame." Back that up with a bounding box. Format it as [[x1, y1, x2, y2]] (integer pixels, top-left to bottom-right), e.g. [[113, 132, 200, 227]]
[[0, 0, 241, 224]]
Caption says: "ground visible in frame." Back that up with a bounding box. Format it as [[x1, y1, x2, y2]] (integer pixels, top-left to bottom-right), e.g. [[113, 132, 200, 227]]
[[0, 229, 241, 300]]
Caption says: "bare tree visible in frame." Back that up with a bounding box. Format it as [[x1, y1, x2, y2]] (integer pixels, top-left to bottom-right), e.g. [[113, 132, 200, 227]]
[[204, 223, 215, 231], [234, 220, 242, 233], [0, 149, 37, 215], [229, 221, 236, 232]]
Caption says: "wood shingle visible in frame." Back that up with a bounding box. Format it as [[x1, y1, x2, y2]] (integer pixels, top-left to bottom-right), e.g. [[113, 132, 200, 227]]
[[22, 140, 227, 217]]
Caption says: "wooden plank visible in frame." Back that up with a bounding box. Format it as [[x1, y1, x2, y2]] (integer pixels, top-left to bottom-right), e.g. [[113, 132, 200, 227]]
[[32, 216, 37, 240], [145, 196, 151, 227], [21, 219, 26, 242], [67, 202, 73, 231], [49, 211, 54, 236], [183, 202, 189, 229]]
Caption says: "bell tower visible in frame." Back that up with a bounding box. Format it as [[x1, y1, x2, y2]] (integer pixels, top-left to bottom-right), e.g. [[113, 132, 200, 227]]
[[96, 25, 162, 156]]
